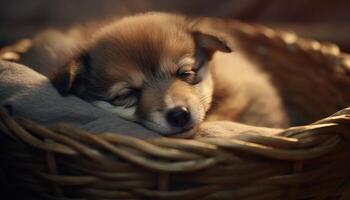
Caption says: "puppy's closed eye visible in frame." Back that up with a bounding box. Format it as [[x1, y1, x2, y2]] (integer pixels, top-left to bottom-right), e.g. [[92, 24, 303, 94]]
[[177, 68, 199, 84], [176, 56, 205, 84], [177, 70, 195, 79]]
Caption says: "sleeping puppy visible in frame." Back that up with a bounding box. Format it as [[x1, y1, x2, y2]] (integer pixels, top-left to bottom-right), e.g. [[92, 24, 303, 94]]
[[51, 12, 289, 136]]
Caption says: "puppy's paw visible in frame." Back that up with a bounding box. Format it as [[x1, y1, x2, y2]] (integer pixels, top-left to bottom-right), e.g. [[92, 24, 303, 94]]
[[194, 121, 281, 138]]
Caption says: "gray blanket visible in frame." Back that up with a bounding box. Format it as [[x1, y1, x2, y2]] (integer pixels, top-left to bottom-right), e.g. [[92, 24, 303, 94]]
[[0, 60, 160, 138]]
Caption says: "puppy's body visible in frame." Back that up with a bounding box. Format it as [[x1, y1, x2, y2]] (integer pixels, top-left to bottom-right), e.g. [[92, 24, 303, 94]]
[[208, 51, 289, 128], [48, 13, 289, 136]]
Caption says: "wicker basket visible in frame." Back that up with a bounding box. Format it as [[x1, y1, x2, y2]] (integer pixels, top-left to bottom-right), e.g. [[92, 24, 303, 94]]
[[1, 19, 350, 200]]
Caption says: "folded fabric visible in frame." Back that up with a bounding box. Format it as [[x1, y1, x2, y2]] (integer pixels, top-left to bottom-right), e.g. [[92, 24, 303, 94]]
[[0, 60, 160, 138]]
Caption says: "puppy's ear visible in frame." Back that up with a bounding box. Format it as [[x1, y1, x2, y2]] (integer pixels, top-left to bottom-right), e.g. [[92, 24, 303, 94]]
[[192, 31, 232, 59], [51, 53, 90, 95]]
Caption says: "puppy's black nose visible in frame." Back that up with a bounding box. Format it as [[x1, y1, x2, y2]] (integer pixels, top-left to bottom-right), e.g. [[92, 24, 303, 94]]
[[166, 106, 191, 128]]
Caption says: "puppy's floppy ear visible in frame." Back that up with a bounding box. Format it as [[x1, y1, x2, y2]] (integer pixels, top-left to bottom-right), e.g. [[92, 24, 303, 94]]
[[51, 52, 90, 95], [192, 31, 232, 59]]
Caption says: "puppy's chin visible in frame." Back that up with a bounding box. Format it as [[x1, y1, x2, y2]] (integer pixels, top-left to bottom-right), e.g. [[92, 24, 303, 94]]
[[142, 120, 197, 138]]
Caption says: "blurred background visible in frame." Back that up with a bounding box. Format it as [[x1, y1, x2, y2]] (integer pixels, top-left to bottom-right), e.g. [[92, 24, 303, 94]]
[[0, 0, 350, 52]]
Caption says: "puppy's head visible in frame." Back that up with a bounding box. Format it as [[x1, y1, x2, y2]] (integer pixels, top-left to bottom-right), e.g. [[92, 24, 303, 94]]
[[52, 13, 232, 136]]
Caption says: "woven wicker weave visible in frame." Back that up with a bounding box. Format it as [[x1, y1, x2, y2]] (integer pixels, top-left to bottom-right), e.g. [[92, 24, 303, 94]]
[[1, 19, 350, 200]]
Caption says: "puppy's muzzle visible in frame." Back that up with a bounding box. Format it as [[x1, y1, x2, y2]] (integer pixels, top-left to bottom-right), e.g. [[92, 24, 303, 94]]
[[166, 106, 193, 129]]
